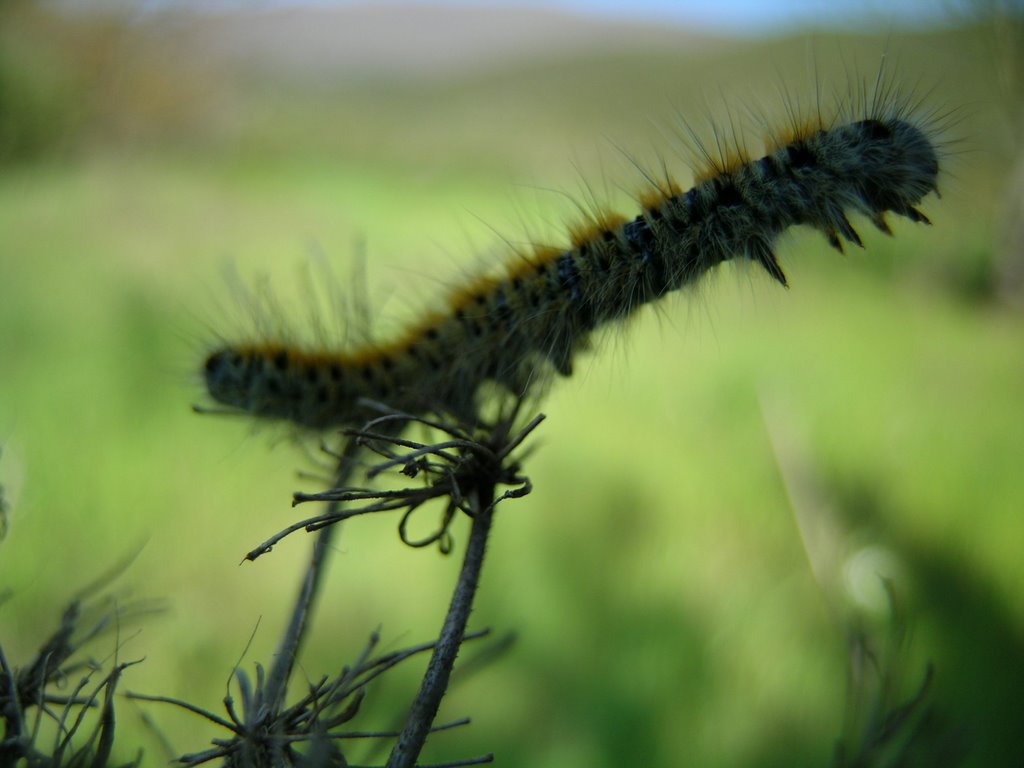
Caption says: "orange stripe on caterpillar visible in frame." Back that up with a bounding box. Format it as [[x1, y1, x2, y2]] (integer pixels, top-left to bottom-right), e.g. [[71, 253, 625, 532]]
[[203, 105, 941, 430]]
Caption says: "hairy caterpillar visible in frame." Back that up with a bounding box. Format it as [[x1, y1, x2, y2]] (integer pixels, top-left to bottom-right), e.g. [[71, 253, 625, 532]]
[[202, 82, 942, 430]]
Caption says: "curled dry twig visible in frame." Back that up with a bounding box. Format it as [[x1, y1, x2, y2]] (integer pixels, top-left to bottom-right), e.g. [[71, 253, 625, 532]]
[[245, 408, 540, 562]]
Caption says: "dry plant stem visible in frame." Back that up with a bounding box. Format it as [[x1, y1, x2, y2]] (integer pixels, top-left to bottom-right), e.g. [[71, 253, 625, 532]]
[[262, 436, 363, 712], [386, 482, 497, 768]]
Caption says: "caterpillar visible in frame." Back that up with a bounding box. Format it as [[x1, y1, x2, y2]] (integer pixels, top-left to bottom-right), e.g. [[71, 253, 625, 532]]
[[202, 81, 942, 431]]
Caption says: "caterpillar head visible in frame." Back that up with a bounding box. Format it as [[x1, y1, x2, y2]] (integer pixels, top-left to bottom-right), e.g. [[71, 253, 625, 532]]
[[856, 117, 940, 222], [203, 347, 258, 414]]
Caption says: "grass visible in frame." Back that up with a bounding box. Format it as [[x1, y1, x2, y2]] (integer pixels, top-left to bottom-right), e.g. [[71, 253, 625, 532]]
[[1, 9, 1022, 767]]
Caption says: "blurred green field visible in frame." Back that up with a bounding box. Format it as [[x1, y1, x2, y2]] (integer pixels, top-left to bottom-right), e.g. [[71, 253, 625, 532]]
[[1, 5, 1022, 767]]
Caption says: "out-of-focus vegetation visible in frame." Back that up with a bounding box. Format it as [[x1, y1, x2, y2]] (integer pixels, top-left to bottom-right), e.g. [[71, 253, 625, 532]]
[[0, 2, 1022, 767]]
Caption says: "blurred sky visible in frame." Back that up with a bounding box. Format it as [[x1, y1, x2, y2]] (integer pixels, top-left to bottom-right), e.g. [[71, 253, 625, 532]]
[[133, 0, 978, 35]]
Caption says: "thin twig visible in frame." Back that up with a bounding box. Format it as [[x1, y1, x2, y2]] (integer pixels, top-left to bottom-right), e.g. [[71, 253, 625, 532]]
[[123, 692, 239, 732], [261, 435, 364, 714], [385, 481, 497, 768]]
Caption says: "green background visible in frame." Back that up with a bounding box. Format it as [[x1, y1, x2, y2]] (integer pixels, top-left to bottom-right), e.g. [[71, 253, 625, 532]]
[[1, 4, 1022, 766]]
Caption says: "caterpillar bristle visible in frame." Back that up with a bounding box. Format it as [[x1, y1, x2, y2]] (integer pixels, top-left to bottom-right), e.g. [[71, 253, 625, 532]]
[[826, 231, 844, 253], [871, 212, 893, 236], [567, 213, 629, 250], [905, 207, 931, 225], [637, 177, 683, 212], [200, 67, 947, 433], [751, 242, 789, 288]]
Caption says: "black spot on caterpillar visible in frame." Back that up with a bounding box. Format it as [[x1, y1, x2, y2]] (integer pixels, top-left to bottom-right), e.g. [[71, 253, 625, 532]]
[[202, 80, 944, 430]]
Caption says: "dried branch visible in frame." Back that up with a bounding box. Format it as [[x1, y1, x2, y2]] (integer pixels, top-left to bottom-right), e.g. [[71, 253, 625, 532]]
[[382, 413, 541, 768], [127, 628, 492, 766], [0, 582, 153, 767], [164, 404, 542, 766]]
